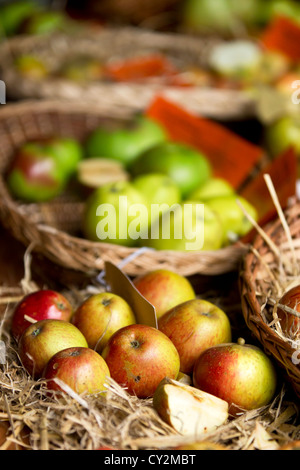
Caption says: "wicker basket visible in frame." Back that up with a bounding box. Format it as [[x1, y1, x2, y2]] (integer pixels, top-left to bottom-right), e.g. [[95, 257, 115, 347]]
[[0, 99, 248, 281], [0, 28, 256, 121], [240, 200, 300, 399]]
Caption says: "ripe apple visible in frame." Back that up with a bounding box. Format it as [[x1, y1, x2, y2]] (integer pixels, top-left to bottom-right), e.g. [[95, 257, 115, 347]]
[[11, 289, 73, 343], [82, 180, 148, 246], [206, 195, 258, 244], [132, 173, 181, 218], [158, 298, 232, 374], [265, 116, 300, 160], [193, 339, 277, 414], [71, 292, 136, 353], [131, 141, 211, 199], [43, 346, 110, 396], [133, 269, 195, 319], [276, 285, 300, 339], [42, 137, 83, 177], [101, 324, 180, 398], [18, 319, 88, 378], [7, 142, 67, 202], [85, 116, 167, 168], [187, 178, 234, 201], [141, 201, 224, 252]]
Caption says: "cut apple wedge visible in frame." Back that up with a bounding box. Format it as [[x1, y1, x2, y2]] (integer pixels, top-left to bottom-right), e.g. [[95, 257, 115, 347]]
[[153, 378, 228, 436], [77, 158, 129, 188]]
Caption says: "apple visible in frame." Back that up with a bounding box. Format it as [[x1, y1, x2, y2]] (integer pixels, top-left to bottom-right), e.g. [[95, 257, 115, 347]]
[[71, 292, 136, 353], [187, 177, 234, 201], [141, 201, 224, 252], [82, 180, 148, 246], [131, 141, 212, 199], [59, 57, 104, 82], [0, 0, 40, 36], [15, 54, 48, 80], [206, 195, 258, 245], [276, 285, 300, 339], [193, 339, 277, 415], [265, 115, 300, 160], [42, 137, 83, 177], [20, 10, 69, 35], [43, 346, 110, 396], [85, 116, 167, 168], [11, 289, 73, 343], [7, 142, 68, 202], [158, 298, 232, 374], [101, 324, 180, 398], [254, 0, 300, 27], [18, 319, 88, 378], [153, 378, 228, 436], [132, 173, 181, 220], [133, 269, 195, 319]]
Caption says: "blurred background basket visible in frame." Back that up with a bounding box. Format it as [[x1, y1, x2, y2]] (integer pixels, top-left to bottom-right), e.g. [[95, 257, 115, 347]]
[[240, 201, 300, 399], [0, 27, 256, 121], [0, 99, 248, 283]]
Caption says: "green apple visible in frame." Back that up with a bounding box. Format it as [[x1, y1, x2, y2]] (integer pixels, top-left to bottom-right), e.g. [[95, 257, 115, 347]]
[[158, 298, 232, 374], [85, 116, 167, 168], [141, 200, 223, 252], [59, 57, 104, 82], [133, 269, 196, 319], [131, 142, 212, 199], [187, 178, 234, 201], [43, 346, 110, 396], [0, 0, 40, 36], [18, 319, 88, 378], [193, 339, 277, 414], [71, 292, 136, 353], [206, 195, 257, 244], [20, 10, 69, 35], [42, 137, 83, 177], [15, 54, 48, 80], [82, 180, 149, 246], [132, 172, 181, 223], [101, 324, 180, 398], [265, 115, 300, 159], [254, 0, 300, 26]]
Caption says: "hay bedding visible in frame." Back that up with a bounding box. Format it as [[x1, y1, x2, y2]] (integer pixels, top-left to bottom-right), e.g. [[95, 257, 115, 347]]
[[0, 249, 300, 451]]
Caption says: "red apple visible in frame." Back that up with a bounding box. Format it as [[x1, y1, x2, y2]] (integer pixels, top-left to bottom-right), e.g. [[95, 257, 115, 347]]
[[133, 269, 196, 319], [18, 319, 88, 378], [43, 346, 110, 396], [277, 285, 300, 339], [71, 292, 136, 353], [101, 324, 180, 398], [193, 339, 277, 415], [158, 299, 232, 374], [11, 289, 73, 343]]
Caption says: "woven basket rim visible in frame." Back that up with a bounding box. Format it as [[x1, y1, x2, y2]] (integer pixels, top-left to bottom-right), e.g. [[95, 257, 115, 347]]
[[0, 99, 249, 277], [0, 28, 257, 120]]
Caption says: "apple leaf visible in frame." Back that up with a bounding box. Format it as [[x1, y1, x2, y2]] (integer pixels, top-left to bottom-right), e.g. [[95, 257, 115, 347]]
[[104, 261, 158, 328]]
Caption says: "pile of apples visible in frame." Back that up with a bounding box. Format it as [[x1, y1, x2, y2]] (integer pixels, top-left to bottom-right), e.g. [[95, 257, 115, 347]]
[[9, 267, 282, 440], [6, 115, 258, 252]]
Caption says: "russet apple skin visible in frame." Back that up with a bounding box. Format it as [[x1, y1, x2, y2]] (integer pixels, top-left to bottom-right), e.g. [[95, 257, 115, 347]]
[[18, 319, 88, 379], [158, 299, 232, 374], [193, 342, 277, 414], [133, 269, 196, 319], [43, 346, 110, 395], [277, 285, 300, 339], [71, 292, 136, 353], [11, 289, 73, 343], [101, 324, 180, 398]]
